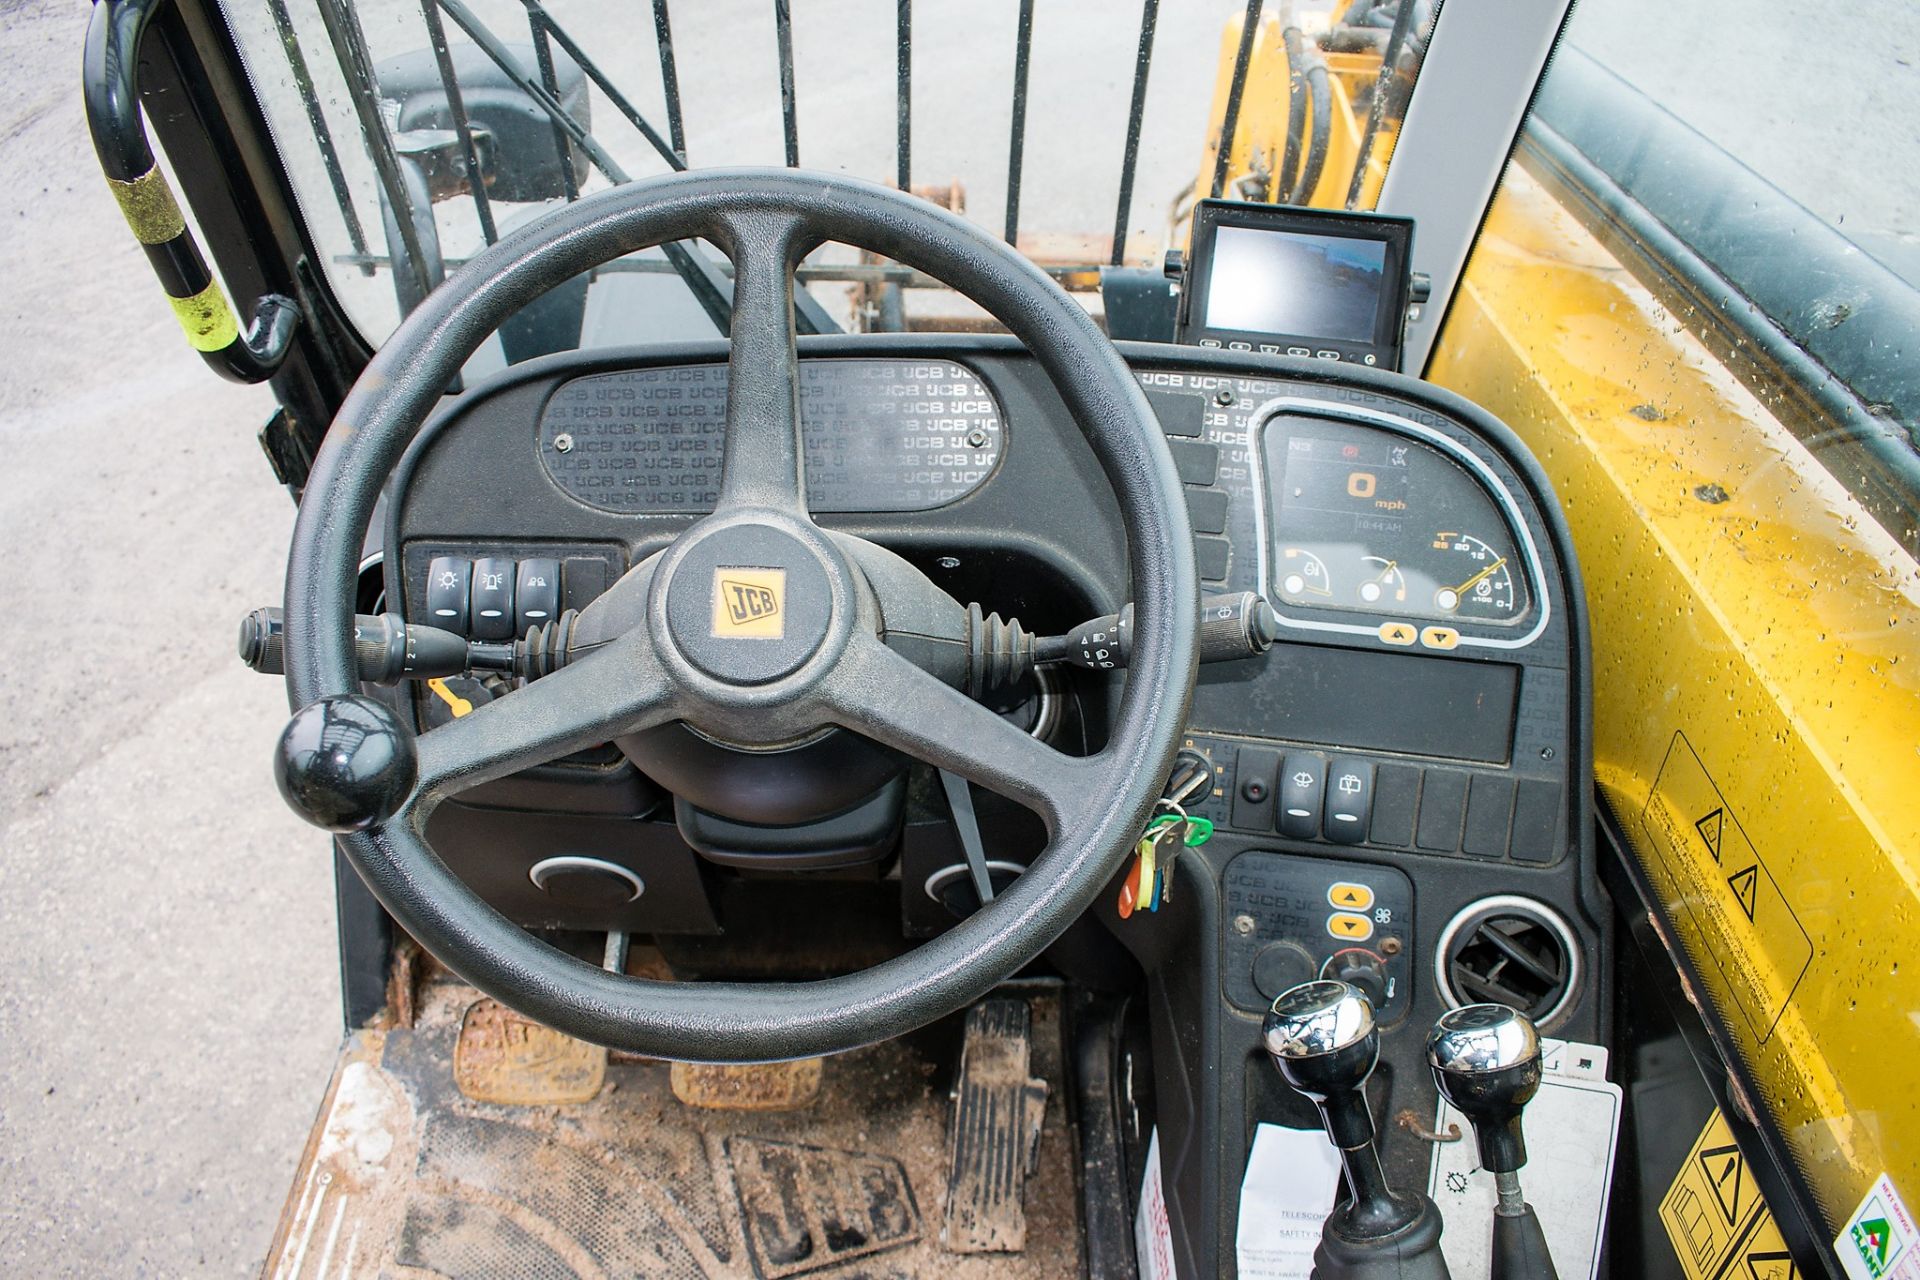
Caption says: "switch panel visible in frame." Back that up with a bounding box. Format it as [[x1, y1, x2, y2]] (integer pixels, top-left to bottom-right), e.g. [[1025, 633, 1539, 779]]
[[1222, 851, 1414, 1020], [406, 545, 623, 642], [1136, 736, 1566, 867]]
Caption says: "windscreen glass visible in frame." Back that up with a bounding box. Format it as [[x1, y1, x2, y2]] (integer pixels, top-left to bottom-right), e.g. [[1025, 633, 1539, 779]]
[[1206, 225, 1386, 342], [216, 0, 1441, 359]]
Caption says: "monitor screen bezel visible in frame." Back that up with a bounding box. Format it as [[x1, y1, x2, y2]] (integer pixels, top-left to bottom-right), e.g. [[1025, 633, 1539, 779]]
[[1180, 199, 1415, 369]]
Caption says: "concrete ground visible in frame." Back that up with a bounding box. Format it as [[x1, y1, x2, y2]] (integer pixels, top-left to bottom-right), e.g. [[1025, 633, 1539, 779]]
[[0, 3, 342, 1274], [0, 0, 1912, 1274]]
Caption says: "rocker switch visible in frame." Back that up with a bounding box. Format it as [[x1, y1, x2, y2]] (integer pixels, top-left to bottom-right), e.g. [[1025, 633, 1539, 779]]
[[425, 557, 472, 632], [1324, 758, 1375, 845], [1277, 752, 1327, 841], [1233, 747, 1280, 832], [515, 558, 561, 634], [470, 557, 516, 640]]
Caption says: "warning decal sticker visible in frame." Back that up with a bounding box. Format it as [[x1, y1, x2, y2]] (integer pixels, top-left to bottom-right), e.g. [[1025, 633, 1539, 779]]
[[1697, 808, 1725, 861], [1642, 734, 1813, 1044], [1837, 1171, 1920, 1280], [1660, 1110, 1797, 1280]]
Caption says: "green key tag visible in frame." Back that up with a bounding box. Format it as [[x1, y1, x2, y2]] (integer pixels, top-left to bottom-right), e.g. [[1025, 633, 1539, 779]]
[[1147, 814, 1213, 846], [1141, 815, 1212, 911]]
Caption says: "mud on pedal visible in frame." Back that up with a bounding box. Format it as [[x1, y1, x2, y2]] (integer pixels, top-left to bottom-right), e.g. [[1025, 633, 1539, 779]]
[[943, 998, 1051, 1254]]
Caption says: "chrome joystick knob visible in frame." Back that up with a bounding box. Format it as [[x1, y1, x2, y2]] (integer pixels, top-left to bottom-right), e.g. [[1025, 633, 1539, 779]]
[[1265, 978, 1377, 1057], [1426, 1004, 1543, 1176], [1264, 981, 1452, 1277], [1264, 980, 1380, 1151], [1428, 1004, 1558, 1280]]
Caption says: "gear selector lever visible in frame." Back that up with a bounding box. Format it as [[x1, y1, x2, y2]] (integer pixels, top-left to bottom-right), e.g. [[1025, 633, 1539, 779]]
[[1264, 980, 1452, 1280], [1428, 1005, 1560, 1280]]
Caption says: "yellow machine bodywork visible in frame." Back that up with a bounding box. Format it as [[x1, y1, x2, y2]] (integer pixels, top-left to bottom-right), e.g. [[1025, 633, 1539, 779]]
[[1186, 6, 1392, 219], [1429, 159, 1920, 1222]]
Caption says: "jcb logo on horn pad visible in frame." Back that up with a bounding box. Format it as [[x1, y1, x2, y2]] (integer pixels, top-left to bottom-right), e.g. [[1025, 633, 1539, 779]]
[[711, 567, 786, 639]]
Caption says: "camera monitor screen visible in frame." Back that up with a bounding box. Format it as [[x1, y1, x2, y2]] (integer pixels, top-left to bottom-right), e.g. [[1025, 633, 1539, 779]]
[[1179, 201, 1414, 369], [1205, 226, 1387, 343]]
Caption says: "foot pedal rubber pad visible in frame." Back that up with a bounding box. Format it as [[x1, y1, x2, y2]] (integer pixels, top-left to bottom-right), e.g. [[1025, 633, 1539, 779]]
[[452, 998, 606, 1105], [671, 1059, 824, 1111], [942, 998, 1050, 1253]]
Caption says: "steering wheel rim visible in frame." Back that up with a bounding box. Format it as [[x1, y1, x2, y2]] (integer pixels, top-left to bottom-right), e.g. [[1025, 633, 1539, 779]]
[[283, 168, 1198, 1061]]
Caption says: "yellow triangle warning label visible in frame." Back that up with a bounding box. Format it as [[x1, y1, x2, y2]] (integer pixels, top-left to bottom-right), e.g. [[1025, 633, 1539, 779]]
[[1695, 807, 1725, 862], [1727, 866, 1759, 923], [1700, 1144, 1748, 1225], [1663, 1111, 1781, 1280]]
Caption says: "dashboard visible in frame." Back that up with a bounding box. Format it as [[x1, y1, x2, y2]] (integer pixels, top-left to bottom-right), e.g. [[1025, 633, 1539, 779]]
[[381, 336, 1603, 1278]]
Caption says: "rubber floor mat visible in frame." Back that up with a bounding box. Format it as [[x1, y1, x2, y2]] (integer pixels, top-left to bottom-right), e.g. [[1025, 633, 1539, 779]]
[[262, 979, 1081, 1279]]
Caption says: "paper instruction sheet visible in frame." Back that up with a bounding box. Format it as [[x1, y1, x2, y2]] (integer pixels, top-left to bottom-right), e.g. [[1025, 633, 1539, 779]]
[[1427, 1037, 1621, 1280], [1236, 1122, 1344, 1280], [1136, 1127, 1177, 1280]]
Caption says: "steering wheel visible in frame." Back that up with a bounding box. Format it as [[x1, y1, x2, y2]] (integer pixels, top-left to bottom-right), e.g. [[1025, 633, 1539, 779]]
[[275, 169, 1198, 1061]]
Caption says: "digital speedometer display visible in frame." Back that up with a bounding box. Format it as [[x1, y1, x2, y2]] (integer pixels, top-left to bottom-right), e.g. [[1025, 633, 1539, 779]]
[[1262, 415, 1531, 626]]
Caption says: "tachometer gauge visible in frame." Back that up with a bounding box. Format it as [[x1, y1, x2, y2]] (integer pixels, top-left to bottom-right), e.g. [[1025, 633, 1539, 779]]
[[1357, 556, 1406, 606], [1278, 547, 1334, 600], [1429, 533, 1519, 619]]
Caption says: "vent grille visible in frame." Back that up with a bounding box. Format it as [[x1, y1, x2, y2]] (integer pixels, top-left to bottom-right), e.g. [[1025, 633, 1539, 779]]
[[1443, 909, 1572, 1022]]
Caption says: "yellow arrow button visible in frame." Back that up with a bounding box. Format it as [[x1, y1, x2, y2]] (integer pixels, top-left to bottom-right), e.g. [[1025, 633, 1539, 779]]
[[1327, 912, 1375, 941], [1328, 882, 1375, 911]]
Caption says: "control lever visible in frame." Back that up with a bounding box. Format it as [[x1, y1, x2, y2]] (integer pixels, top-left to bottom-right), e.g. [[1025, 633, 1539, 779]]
[[1043, 590, 1277, 670], [967, 592, 1276, 695], [1264, 980, 1452, 1280], [237, 605, 559, 684], [1428, 1005, 1559, 1280]]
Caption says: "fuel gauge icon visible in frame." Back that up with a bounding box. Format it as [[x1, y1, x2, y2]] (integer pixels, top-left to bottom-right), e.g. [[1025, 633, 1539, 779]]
[[1357, 556, 1406, 605]]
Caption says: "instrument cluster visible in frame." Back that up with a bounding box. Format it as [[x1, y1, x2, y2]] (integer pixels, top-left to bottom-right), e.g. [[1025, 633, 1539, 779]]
[[1260, 414, 1532, 628]]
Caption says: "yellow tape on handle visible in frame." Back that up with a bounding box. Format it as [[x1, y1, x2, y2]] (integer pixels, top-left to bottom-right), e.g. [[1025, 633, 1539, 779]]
[[107, 168, 186, 245], [167, 280, 240, 353]]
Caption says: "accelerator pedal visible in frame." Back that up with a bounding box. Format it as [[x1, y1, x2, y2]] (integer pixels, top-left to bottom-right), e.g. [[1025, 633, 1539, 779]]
[[942, 998, 1050, 1253]]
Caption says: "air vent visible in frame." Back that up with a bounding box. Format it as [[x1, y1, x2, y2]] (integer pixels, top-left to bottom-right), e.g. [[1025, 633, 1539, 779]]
[[1436, 896, 1580, 1025]]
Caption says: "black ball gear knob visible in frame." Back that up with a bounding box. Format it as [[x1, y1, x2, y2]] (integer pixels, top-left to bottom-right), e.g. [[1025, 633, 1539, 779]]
[[1264, 979, 1381, 1150], [1427, 1003, 1544, 1175], [275, 694, 417, 832]]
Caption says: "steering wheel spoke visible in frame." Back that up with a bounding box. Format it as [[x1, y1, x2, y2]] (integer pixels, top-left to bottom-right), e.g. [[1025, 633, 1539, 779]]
[[712, 209, 814, 514], [408, 632, 677, 815], [823, 632, 1099, 834]]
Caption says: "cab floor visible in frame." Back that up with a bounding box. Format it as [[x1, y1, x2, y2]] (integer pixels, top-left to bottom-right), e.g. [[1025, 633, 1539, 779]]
[[261, 978, 1081, 1280]]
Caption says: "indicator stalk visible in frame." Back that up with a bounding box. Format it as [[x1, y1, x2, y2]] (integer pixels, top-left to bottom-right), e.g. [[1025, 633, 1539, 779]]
[[966, 593, 1277, 696], [237, 605, 566, 684]]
